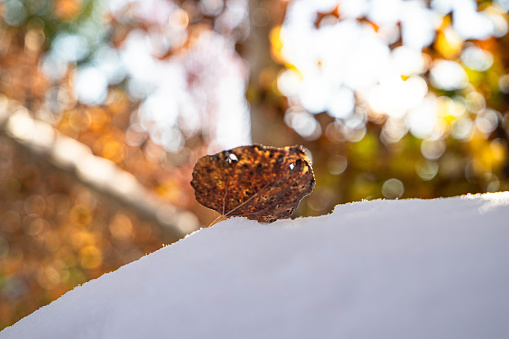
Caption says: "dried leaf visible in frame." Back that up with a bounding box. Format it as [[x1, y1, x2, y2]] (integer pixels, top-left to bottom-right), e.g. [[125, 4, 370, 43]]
[[191, 144, 315, 224]]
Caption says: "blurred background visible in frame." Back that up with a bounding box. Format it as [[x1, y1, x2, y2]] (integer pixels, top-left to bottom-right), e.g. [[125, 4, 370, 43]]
[[1, 0, 509, 329]]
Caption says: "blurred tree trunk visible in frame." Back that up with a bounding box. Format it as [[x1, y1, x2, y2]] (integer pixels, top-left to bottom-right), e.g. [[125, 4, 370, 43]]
[[0, 100, 194, 241], [242, 0, 290, 147]]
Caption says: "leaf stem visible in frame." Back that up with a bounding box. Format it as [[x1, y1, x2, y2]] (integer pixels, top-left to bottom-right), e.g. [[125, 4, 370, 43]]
[[208, 214, 227, 227]]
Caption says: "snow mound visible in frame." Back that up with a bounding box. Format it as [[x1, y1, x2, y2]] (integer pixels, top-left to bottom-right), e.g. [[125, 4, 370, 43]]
[[2, 193, 509, 338]]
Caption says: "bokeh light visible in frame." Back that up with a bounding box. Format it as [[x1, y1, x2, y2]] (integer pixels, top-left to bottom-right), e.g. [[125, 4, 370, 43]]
[[382, 178, 405, 199]]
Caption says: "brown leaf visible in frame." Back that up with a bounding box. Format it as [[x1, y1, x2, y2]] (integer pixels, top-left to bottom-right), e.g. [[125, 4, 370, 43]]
[[191, 144, 315, 224]]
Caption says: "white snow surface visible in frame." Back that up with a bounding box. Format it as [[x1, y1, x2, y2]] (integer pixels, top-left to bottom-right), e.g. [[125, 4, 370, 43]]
[[2, 192, 509, 338]]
